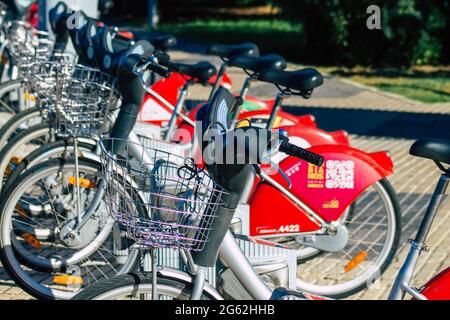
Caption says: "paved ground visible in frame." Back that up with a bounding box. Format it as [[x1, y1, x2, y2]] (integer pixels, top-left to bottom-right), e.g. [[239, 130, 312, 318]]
[[0, 49, 449, 300]]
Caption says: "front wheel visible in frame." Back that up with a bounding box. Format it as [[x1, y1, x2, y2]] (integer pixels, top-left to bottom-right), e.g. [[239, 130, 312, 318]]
[[72, 272, 214, 300], [0, 158, 139, 299]]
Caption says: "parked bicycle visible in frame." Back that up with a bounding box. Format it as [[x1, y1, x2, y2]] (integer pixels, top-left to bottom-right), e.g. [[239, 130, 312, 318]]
[[74, 90, 449, 300]]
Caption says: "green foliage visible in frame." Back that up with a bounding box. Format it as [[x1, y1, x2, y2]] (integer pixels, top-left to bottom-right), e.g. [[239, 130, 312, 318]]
[[275, 0, 448, 67], [154, 0, 448, 67]]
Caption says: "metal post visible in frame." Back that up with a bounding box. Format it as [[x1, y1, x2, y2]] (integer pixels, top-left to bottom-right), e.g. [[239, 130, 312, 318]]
[[266, 93, 284, 129], [164, 82, 189, 141], [73, 138, 82, 221], [147, 0, 158, 31], [231, 77, 252, 123], [190, 266, 206, 300], [208, 63, 227, 101], [151, 247, 158, 300]]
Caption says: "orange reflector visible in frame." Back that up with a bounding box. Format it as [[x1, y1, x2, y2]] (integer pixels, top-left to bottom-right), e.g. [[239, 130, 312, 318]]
[[11, 157, 23, 164], [23, 92, 36, 103], [22, 233, 42, 249], [5, 165, 11, 177], [68, 176, 96, 189], [5, 157, 23, 177], [1, 54, 8, 64], [344, 250, 368, 273], [53, 275, 83, 286]]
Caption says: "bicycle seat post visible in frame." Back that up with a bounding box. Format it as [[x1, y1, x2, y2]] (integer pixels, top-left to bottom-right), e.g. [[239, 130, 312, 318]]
[[389, 170, 450, 300], [164, 81, 191, 141], [230, 75, 254, 123], [208, 60, 227, 101], [266, 91, 288, 130]]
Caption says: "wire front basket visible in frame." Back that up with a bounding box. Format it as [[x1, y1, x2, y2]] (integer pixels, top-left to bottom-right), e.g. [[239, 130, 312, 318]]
[[27, 61, 118, 139], [100, 138, 229, 251], [6, 21, 55, 71]]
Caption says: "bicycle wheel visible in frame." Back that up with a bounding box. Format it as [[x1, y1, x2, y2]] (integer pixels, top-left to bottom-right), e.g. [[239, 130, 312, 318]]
[[0, 158, 139, 300], [0, 78, 31, 115], [0, 106, 43, 149], [2, 139, 97, 195], [0, 123, 52, 192], [279, 178, 400, 298], [72, 273, 214, 300]]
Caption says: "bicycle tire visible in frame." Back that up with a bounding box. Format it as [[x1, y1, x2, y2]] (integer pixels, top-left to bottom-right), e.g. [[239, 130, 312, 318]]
[[72, 272, 214, 300], [0, 123, 52, 193], [0, 106, 42, 149]]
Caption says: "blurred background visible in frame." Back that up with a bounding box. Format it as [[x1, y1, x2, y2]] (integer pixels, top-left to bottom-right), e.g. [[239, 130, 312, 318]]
[[104, 0, 450, 104]]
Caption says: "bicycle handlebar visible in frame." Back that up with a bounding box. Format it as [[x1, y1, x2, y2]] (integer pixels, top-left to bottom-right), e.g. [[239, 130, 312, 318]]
[[153, 50, 171, 67], [147, 61, 171, 78], [279, 140, 324, 167]]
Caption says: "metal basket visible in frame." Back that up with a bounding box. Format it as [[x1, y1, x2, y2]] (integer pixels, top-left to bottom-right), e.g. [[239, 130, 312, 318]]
[[6, 21, 55, 70], [27, 62, 118, 138], [100, 138, 229, 251]]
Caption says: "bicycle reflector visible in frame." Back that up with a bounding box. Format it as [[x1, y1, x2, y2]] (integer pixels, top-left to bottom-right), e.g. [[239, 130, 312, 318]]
[[53, 275, 84, 286], [22, 233, 42, 249], [344, 250, 368, 273], [67, 177, 97, 189]]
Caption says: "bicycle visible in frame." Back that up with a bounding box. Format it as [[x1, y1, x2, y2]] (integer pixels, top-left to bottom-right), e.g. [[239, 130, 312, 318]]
[[73, 90, 449, 301]]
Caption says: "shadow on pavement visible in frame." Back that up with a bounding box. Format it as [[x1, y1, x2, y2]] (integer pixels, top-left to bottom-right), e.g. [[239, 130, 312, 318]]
[[283, 106, 450, 140]]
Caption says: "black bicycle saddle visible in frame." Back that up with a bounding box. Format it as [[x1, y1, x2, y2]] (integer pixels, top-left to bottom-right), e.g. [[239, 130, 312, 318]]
[[207, 43, 259, 60], [151, 35, 177, 52], [258, 68, 324, 95], [410, 139, 450, 165], [228, 54, 287, 74], [172, 61, 217, 84]]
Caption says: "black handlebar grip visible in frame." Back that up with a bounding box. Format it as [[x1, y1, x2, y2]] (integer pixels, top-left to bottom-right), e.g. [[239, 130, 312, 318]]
[[153, 51, 171, 67], [279, 141, 324, 167], [148, 63, 171, 78]]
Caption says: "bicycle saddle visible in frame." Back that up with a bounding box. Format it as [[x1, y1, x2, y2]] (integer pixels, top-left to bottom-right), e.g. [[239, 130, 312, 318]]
[[151, 35, 177, 52], [207, 43, 259, 60], [228, 54, 287, 74], [258, 68, 324, 95], [410, 139, 450, 165], [172, 61, 217, 84]]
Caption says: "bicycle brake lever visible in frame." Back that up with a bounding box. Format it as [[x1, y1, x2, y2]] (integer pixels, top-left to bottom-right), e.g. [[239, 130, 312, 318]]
[[262, 160, 292, 189], [133, 56, 158, 86]]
